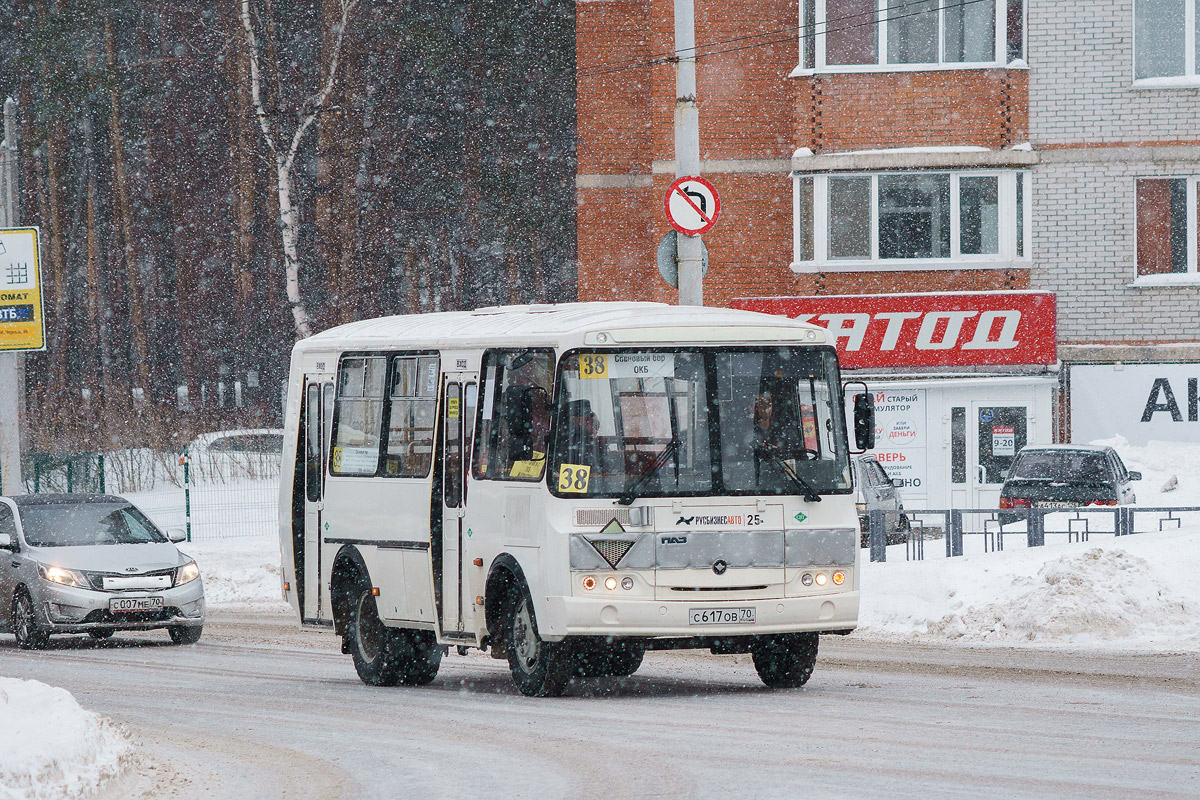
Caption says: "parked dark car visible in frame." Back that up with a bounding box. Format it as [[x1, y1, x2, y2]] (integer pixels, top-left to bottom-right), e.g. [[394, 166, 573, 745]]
[[999, 445, 1141, 523], [855, 455, 909, 547]]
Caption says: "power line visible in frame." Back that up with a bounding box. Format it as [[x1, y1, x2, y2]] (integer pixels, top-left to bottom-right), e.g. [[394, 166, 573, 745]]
[[578, 0, 1001, 79]]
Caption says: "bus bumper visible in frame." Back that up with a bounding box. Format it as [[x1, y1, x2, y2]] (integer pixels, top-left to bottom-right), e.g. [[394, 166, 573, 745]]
[[544, 591, 859, 640]]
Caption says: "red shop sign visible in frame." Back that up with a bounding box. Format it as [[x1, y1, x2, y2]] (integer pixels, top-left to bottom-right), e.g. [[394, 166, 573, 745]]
[[732, 292, 1057, 369]]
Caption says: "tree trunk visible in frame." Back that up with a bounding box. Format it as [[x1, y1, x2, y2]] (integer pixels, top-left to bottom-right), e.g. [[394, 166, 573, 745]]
[[105, 14, 152, 393]]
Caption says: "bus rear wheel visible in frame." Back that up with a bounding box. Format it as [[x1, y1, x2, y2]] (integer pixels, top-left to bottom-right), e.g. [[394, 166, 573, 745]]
[[752, 633, 819, 689], [347, 582, 442, 686], [506, 587, 572, 697]]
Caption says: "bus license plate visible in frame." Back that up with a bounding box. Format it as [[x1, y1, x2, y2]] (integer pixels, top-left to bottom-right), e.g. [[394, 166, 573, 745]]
[[689, 607, 755, 625], [109, 597, 165, 613]]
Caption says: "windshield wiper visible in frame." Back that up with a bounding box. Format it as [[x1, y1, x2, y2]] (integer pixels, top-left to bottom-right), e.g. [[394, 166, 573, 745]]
[[618, 440, 680, 506], [757, 445, 822, 503]]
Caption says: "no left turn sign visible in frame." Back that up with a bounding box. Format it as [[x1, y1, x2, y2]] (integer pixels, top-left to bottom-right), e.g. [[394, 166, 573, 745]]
[[664, 176, 720, 236]]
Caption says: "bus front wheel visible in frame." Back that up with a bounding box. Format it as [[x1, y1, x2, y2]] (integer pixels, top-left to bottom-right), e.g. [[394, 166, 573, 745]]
[[506, 586, 573, 697], [752, 633, 819, 689]]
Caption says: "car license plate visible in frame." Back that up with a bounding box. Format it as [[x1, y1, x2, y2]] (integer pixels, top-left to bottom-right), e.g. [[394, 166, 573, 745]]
[[1035, 500, 1076, 509], [689, 607, 755, 625], [109, 596, 165, 613]]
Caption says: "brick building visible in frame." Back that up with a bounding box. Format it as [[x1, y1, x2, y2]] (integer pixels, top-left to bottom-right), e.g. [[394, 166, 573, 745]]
[[576, 0, 1200, 509]]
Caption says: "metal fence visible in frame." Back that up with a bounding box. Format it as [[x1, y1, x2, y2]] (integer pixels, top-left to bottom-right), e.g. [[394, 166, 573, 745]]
[[866, 506, 1200, 562], [12, 448, 281, 542]]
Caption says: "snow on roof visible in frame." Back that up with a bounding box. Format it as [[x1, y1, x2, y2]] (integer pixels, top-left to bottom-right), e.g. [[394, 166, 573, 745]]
[[297, 302, 823, 352]]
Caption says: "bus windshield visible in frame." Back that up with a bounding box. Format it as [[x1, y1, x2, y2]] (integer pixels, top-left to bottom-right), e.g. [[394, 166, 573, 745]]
[[552, 347, 852, 499]]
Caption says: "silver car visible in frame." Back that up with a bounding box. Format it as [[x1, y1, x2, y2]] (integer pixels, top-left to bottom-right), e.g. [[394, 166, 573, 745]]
[[0, 494, 205, 648], [854, 455, 910, 547]]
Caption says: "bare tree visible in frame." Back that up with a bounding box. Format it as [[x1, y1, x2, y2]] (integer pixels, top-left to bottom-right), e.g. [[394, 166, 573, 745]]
[[239, 0, 360, 340]]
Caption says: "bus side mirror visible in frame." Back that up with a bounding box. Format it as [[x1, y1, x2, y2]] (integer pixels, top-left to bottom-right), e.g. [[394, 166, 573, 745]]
[[505, 386, 535, 462], [853, 392, 875, 452]]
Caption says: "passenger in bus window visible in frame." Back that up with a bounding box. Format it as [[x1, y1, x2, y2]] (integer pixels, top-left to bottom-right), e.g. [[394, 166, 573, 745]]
[[560, 399, 602, 469], [753, 386, 805, 460]]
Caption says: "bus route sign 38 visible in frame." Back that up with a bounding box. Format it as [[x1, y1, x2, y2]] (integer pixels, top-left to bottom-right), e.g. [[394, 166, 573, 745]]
[[0, 227, 45, 352]]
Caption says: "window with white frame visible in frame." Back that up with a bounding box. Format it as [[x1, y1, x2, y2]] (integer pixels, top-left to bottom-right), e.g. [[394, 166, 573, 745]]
[[1134, 0, 1199, 81], [798, 0, 1024, 71], [793, 170, 1030, 269], [1135, 177, 1198, 278]]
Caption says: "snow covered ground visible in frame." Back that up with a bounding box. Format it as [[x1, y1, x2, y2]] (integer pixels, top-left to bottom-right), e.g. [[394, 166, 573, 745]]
[[0, 678, 133, 800]]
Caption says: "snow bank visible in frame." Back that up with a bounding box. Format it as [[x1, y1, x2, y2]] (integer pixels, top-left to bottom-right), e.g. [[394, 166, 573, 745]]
[[182, 536, 289, 612], [0, 678, 132, 800], [860, 528, 1200, 650]]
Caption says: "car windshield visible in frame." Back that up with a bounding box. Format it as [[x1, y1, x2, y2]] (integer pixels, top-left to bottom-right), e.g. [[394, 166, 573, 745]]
[[552, 346, 852, 498], [19, 503, 168, 547], [1009, 451, 1113, 483]]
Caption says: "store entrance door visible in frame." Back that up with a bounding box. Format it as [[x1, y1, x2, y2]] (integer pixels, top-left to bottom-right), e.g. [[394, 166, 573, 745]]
[[969, 404, 1029, 509]]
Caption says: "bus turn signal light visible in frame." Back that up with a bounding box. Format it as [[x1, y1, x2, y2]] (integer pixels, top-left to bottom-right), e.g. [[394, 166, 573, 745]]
[[582, 576, 597, 591], [832, 571, 845, 586]]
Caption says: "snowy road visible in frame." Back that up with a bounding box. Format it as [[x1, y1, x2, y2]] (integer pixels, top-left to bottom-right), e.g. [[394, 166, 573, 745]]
[[1, 612, 1197, 799]]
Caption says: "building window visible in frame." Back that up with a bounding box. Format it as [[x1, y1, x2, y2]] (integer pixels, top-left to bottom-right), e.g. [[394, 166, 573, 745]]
[[798, 0, 1022, 71], [1135, 0, 1199, 81], [792, 170, 1030, 270], [1135, 178, 1198, 278]]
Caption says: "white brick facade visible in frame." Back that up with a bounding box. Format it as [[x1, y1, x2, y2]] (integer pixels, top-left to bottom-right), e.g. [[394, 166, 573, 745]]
[[1029, 0, 1200, 351]]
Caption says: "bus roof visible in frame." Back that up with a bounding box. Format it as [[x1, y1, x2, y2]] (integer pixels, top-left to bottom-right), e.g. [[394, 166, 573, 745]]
[[295, 302, 829, 353]]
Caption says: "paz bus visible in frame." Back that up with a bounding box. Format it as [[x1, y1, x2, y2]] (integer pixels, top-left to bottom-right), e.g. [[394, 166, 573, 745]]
[[278, 302, 874, 696]]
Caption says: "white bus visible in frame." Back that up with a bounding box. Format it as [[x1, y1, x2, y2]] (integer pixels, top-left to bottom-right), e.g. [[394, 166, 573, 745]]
[[278, 302, 874, 696]]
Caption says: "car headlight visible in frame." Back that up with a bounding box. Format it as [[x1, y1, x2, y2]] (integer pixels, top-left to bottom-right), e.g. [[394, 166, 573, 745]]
[[39, 564, 87, 588], [175, 560, 201, 587]]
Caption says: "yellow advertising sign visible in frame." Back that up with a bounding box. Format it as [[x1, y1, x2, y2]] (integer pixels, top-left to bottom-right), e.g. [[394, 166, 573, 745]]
[[0, 228, 44, 352]]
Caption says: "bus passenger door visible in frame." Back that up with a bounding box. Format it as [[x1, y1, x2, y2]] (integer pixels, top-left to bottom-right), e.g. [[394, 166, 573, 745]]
[[302, 380, 331, 622], [440, 376, 476, 636]]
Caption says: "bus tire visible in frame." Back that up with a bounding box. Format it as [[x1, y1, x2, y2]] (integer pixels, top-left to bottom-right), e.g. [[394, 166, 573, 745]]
[[506, 585, 572, 697], [392, 629, 443, 686], [347, 581, 402, 686], [604, 643, 644, 677], [752, 633, 819, 689]]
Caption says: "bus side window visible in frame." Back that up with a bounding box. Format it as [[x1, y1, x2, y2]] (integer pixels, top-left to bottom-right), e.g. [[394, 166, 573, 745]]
[[474, 349, 554, 481], [331, 356, 387, 476], [383, 355, 439, 477]]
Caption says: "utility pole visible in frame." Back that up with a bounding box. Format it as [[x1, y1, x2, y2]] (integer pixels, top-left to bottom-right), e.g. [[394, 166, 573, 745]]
[[0, 97, 24, 495], [674, 0, 704, 306]]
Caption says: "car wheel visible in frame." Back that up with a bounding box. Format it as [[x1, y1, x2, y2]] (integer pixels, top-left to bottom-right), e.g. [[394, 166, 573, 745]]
[[88, 628, 115, 641], [168, 625, 203, 645], [506, 585, 573, 697], [12, 590, 50, 650], [751, 633, 819, 689]]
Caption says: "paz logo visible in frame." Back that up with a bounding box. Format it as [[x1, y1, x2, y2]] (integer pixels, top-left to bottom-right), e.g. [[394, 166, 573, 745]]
[[794, 512, 807, 523]]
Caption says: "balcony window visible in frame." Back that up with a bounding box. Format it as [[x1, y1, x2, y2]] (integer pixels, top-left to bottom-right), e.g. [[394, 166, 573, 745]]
[[798, 0, 1021, 72], [792, 170, 1030, 270], [1135, 178, 1197, 279], [1134, 0, 1198, 81]]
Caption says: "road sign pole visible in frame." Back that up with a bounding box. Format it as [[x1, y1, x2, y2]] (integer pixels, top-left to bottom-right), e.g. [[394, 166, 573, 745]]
[[0, 98, 23, 495], [674, 0, 703, 306]]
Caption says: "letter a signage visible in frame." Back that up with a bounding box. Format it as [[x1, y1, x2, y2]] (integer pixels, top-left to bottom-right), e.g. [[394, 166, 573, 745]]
[[664, 176, 720, 236], [0, 227, 45, 353]]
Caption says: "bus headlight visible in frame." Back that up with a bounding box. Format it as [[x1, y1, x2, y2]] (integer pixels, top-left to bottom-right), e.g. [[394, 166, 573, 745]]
[[621, 576, 634, 591], [814, 572, 828, 586], [604, 576, 618, 591]]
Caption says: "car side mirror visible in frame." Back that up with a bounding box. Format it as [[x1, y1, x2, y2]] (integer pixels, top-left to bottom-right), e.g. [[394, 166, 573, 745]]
[[167, 527, 187, 543], [852, 392, 875, 452], [0, 532, 12, 549], [1128, 471, 1142, 481]]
